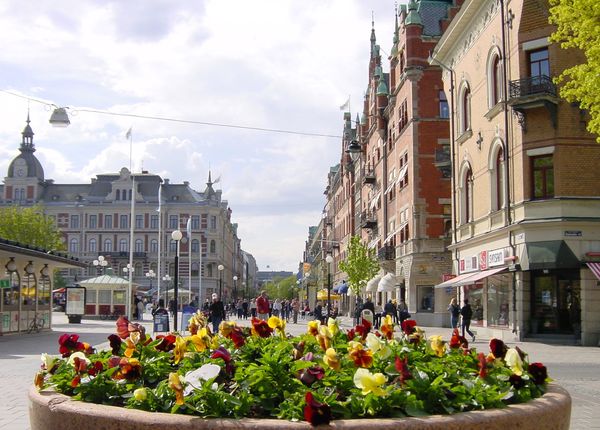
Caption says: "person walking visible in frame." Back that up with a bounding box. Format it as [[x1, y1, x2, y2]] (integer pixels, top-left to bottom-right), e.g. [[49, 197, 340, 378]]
[[256, 291, 270, 321], [460, 299, 475, 342], [448, 298, 461, 329], [209, 293, 226, 334], [249, 298, 257, 318], [291, 298, 300, 324]]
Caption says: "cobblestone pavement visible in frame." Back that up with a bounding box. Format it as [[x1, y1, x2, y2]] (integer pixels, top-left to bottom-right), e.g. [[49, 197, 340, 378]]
[[1, 312, 598, 429]]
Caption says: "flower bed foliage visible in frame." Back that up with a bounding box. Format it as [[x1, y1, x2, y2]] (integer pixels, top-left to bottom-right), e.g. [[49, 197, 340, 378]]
[[35, 313, 549, 426]]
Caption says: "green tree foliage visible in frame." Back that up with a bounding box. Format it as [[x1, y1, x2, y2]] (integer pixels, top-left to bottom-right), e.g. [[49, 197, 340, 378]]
[[338, 236, 379, 296], [0, 205, 65, 251], [265, 275, 298, 299], [549, 0, 600, 141]]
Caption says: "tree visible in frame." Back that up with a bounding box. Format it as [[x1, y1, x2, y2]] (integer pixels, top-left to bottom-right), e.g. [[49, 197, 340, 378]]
[[265, 275, 297, 299], [338, 236, 380, 296], [549, 0, 600, 141], [0, 205, 65, 251]]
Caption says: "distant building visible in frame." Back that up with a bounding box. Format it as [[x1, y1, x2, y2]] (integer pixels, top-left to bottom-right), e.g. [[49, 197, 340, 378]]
[[1, 116, 256, 307]]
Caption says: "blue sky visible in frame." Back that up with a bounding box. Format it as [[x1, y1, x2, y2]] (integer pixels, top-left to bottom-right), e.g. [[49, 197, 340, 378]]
[[0, 0, 397, 271]]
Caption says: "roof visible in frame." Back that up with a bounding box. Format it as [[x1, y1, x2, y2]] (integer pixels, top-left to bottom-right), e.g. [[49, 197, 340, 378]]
[[79, 274, 139, 285], [0, 237, 86, 268]]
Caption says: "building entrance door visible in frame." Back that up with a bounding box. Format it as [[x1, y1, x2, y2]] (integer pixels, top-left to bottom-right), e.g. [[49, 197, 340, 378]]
[[531, 272, 579, 334]]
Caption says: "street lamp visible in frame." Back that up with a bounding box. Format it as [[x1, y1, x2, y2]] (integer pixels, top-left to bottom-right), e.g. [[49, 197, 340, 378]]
[[145, 269, 156, 300], [123, 263, 134, 318], [162, 274, 171, 309], [218, 264, 224, 300], [325, 254, 334, 318], [93, 255, 108, 274], [233, 275, 238, 301], [171, 229, 183, 331]]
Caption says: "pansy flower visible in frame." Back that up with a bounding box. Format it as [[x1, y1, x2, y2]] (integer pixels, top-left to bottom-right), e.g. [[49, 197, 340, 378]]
[[58, 334, 85, 357], [155, 334, 176, 352], [187, 311, 208, 335], [34, 371, 45, 389], [428, 335, 446, 357], [380, 315, 394, 340], [477, 352, 488, 378], [449, 329, 468, 349], [292, 341, 305, 360], [168, 372, 185, 405], [408, 327, 425, 344], [173, 336, 187, 364], [114, 357, 142, 380], [40, 353, 58, 373], [307, 320, 320, 336], [353, 368, 388, 397], [394, 356, 412, 383], [268, 316, 286, 333], [489, 338, 508, 359], [509, 374, 525, 389], [116, 316, 130, 339], [528, 362, 548, 385], [317, 325, 333, 351], [354, 319, 372, 339], [251, 317, 273, 338], [67, 351, 90, 368], [327, 318, 340, 336], [133, 387, 148, 402], [108, 334, 122, 355], [228, 327, 246, 348], [365, 333, 391, 359], [183, 363, 221, 395], [323, 348, 341, 371], [346, 328, 357, 341], [401, 319, 417, 336], [348, 341, 373, 368], [219, 320, 237, 338], [504, 348, 524, 376], [303, 392, 331, 426], [211, 346, 234, 375], [124, 331, 142, 358], [299, 366, 325, 386], [188, 328, 211, 352]]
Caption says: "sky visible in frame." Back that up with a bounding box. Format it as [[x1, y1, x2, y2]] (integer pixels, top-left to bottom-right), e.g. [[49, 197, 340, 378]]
[[0, 0, 398, 272]]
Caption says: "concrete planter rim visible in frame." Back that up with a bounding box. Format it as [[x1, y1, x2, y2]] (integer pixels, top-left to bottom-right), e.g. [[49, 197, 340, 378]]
[[29, 383, 571, 429]]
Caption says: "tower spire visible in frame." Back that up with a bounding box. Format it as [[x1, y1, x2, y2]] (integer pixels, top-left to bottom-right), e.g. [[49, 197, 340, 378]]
[[370, 11, 377, 58], [20, 111, 35, 152]]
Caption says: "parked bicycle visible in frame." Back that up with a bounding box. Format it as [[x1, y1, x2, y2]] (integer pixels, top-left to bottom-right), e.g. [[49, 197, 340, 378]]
[[100, 308, 123, 320], [27, 313, 45, 334]]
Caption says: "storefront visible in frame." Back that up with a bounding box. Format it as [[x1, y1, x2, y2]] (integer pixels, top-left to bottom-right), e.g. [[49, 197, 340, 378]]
[[0, 237, 85, 335]]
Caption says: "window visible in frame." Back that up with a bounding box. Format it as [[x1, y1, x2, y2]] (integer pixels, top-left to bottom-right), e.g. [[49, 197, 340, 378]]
[[135, 239, 143, 253], [532, 155, 554, 199], [529, 48, 549, 78], [439, 90, 449, 118], [170, 240, 177, 253], [458, 83, 471, 133], [120, 215, 128, 229], [150, 215, 159, 229], [207, 264, 213, 278], [115, 190, 120, 201], [417, 286, 434, 312], [210, 240, 216, 254], [169, 215, 178, 229], [150, 239, 158, 253], [134, 263, 142, 276], [119, 239, 128, 252], [495, 147, 505, 210], [191, 262, 199, 277], [210, 216, 217, 230], [70, 215, 79, 229], [104, 239, 112, 252], [191, 239, 200, 253], [191, 215, 200, 230], [105, 215, 113, 229], [69, 238, 79, 253], [135, 215, 143, 229], [487, 49, 503, 107], [460, 165, 474, 224], [89, 238, 97, 252], [89, 215, 97, 229]]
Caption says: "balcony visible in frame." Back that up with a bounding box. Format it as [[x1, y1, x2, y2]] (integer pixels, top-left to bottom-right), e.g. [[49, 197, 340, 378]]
[[377, 245, 395, 261], [434, 147, 451, 178], [508, 75, 558, 130], [360, 211, 377, 229], [363, 170, 376, 185], [103, 252, 147, 259]]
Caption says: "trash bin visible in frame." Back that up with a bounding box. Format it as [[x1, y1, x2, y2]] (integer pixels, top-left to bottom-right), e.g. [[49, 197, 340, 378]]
[[361, 309, 373, 325], [67, 314, 82, 324]]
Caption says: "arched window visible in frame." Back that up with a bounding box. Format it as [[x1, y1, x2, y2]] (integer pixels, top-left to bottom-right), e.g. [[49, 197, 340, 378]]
[[69, 238, 79, 253], [459, 164, 474, 224], [88, 238, 97, 252], [115, 189, 120, 200], [210, 240, 216, 254], [134, 263, 142, 276], [191, 262, 199, 277], [487, 49, 504, 107], [150, 239, 158, 253], [150, 263, 157, 273], [495, 148, 505, 210], [104, 239, 112, 252], [207, 263, 213, 278], [135, 239, 144, 253], [458, 82, 471, 133], [119, 239, 128, 252], [191, 239, 199, 253]]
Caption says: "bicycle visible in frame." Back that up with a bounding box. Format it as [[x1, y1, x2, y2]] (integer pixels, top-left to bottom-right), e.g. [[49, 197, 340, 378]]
[[27, 313, 45, 334], [100, 308, 123, 320]]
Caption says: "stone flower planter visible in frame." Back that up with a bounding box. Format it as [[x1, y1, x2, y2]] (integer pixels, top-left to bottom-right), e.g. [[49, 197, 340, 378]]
[[29, 383, 571, 430]]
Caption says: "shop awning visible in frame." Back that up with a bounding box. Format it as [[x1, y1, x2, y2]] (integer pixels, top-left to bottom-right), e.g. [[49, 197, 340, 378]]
[[338, 283, 349, 294], [366, 276, 382, 292], [377, 273, 396, 292], [586, 262, 600, 281], [454, 267, 507, 286], [525, 240, 579, 270], [434, 272, 477, 289]]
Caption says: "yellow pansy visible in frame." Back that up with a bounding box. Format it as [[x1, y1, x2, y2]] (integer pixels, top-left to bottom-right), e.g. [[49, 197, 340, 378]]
[[219, 320, 237, 337], [327, 318, 339, 336], [365, 333, 391, 359], [428, 335, 446, 357], [188, 327, 211, 352], [173, 336, 187, 364], [353, 368, 388, 397], [504, 348, 523, 376], [323, 347, 341, 371], [307, 320, 320, 336], [67, 351, 90, 367], [133, 387, 147, 401], [268, 316, 286, 333], [168, 372, 184, 405]]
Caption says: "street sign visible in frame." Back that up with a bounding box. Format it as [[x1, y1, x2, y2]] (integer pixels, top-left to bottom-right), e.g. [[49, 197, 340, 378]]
[[153, 312, 170, 333]]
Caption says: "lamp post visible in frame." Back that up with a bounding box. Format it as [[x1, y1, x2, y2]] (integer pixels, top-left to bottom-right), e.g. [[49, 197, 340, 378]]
[[93, 255, 108, 274], [122, 264, 134, 318], [325, 255, 333, 318], [145, 269, 156, 301], [162, 274, 171, 309], [171, 230, 183, 331], [304, 272, 310, 305], [218, 264, 224, 300], [233, 275, 238, 301]]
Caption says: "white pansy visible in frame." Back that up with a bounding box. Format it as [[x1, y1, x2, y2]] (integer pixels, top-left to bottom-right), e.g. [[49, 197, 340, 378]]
[[183, 363, 221, 395]]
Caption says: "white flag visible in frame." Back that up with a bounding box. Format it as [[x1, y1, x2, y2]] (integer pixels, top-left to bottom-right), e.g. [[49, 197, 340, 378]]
[[213, 175, 221, 184], [186, 217, 192, 239], [125, 127, 132, 140], [339, 97, 350, 111], [156, 183, 162, 212]]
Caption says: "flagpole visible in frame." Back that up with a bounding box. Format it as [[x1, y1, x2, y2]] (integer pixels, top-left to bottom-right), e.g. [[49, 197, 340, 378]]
[[157, 183, 162, 308], [127, 128, 135, 320], [187, 217, 192, 305]]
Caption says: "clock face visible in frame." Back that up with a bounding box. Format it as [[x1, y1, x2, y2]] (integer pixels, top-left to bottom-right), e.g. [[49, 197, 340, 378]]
[[14, 158, 27, 178]]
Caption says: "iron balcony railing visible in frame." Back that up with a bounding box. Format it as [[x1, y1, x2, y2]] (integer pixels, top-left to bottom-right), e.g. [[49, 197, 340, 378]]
[[360, 211, 377, 229], [377, 245, 395, 261], [509, 75, 556, 99]]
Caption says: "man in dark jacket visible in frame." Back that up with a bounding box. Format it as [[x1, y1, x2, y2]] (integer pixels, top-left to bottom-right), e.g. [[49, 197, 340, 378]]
[[209, 293, 226, 334], [460, 299, 475, 342]]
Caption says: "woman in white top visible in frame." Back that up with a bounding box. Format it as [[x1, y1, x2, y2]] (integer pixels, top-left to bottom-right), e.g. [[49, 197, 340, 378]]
[[272, 299, 282, 317]]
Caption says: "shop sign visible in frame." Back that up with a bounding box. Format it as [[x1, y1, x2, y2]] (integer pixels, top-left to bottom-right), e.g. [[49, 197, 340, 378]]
[[488, 249, 505, 267], [479, 251, 488, 270], [460, 255, 478, 273], [564, 230, 582, 237], [0, 279, 10, 289]]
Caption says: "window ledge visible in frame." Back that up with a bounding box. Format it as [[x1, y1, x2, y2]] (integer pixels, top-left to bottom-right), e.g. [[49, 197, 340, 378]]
[[456, 129, 473, 145], [484, 102, 505, 121]]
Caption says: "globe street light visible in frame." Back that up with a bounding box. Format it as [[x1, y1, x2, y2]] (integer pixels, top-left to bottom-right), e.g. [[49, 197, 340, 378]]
[[218, 264, 224, 300], [145, 269, 156, 301], [93, 255, 108, 274], [171, 229, 183, 331], [162, 274, 171, 309], [325, 254, 334, 318], [233, 275, 238, 301]]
